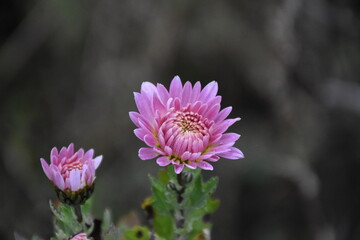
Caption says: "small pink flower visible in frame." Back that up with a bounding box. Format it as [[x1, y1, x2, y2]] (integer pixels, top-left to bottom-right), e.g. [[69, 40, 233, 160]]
[[70, 233, 91, 240], [40, 143, 102, 192], [130, 76, 244, 174]]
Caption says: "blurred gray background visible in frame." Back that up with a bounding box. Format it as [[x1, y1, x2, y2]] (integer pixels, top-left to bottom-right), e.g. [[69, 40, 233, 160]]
[[1, 0, 360, 239]]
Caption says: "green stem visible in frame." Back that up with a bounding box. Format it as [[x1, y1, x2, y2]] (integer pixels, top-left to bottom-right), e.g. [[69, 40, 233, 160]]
[[73, 204, 83, 223], [175, 172, 186, 240]]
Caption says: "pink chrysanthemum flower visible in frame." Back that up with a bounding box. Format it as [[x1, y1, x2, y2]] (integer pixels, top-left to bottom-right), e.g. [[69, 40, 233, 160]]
[[130, 76, 244, 174], [40, 143, 102, 204], [70, 233, 91, 240]]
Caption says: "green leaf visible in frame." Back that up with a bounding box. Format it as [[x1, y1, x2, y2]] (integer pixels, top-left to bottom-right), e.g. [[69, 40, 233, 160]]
[[203, 177, 218, 195], [101, 209, 121, 240], [49, 200, 84, 238], [149, 175, 176, 216], [184, 173, 204, 209], [157, 167, 170, 184], [102, 209, 112, 233], [124, 226, 150, 240], [206, 198, 220, 213], [153, 214, 175, 240]]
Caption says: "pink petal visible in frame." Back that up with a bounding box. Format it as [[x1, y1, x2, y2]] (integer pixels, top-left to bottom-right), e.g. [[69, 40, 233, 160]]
[[174, 164, 185, 174], [134, 128, 150, 141], [197, 161, 214, 170], [129, 111, 141, 127], [204, 104, 220, 120], [77, 149, 84, 158], [139, 147, 158, 160], [207, 96, 222, 107], [192, 139, 201, 153], [181, 151, 191, 160], [181, 81, 192, 106], [219, 133, 241, 144], [50, 147, 59, 164], [190, 101, 202, 112], [218, 147, 244, 159], [53, 171, 65, 190], [93, 155, 102, 169], [141, 82, 157, 97], [212, 118, 241, 135], [153, 147, 166, 155], [174, 97, 181, 110], [138, 116, 154, 132], [153, 94, 167, 113], [59, 147, 67, 160], [189, 152, 201, 161], [199, 81, 218, 103], [197, 103, 208, 115], [158, 131, 166, 147], [191, 82, 201, 102], [215, 107, 232, 123], [134, 92, 154, 120], [169, 76, 183, 99], [40, 158, 52, 180], [86, 162, 95, 185], [185, 162, 197, 169], [164, 146, 172, 156], [69, 169, 81, 191], [144, 134, 157, 147], [67, 143, 75, 156], [207, 156, 220, 162], [156, 83, 170, 105], [156, 156, 171, 166], [84, 149, 94, 161]]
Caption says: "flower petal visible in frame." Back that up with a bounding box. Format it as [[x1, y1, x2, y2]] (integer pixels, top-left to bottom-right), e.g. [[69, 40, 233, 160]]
[[199, 81, 218, 103], [141, 82, 157, 97], [139, 147, 158, 160], [144, 134, 157, 147], [84, 149, 94, 161], [67, 143, 75, 156], [156, 83, 170, 104], [181, 81, 192, 106], [93, 155, 103, 169], [69, 169, 81, 191], [191, 81, 201, 102], [134, 92, 154, 121], [40, 158, 52, 180], [174, 164, 185, 174], [218, 147, 244, 159], [197, 161, 214, 170], [169, 76, 182, 99], [129, 111, 141, 127], [53, 171, 65, 190], [215, 107, 232, 123], [212, 118, 240, 135], [156, 156, 171, 166]]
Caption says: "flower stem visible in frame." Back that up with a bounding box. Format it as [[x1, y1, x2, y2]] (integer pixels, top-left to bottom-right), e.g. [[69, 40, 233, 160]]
[[73, 204, 83, 223], [175, 172, 186, 240]]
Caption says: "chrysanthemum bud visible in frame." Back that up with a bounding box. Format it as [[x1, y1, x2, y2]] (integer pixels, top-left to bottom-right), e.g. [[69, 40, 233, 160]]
[[70, 233, 91, 240], [40, 143, 102, 205], [181, 172, 193, 185], [167, 181, 178, 191]]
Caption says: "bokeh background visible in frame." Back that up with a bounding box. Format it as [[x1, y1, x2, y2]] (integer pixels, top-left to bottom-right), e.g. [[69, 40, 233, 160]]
[[1, 0, 360, 239]]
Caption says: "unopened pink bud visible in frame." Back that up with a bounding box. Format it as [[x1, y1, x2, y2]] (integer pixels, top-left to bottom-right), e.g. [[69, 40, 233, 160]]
[[40, 143, 102, 205], [70, 233, 91, 240]]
